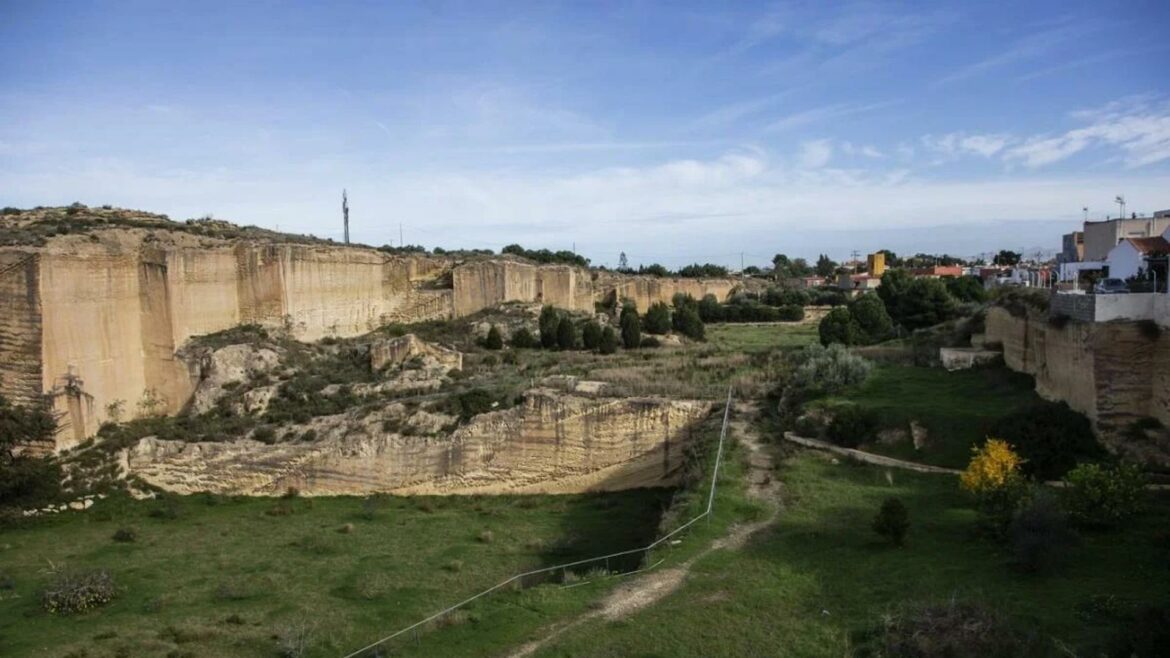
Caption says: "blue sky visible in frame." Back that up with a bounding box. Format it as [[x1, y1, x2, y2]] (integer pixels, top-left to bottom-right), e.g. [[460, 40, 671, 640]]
[[2, 1, 1169, 267]]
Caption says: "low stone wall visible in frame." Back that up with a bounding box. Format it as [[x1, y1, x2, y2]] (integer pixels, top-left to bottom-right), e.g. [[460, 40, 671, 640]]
[[1050, 292, 1170, 326]]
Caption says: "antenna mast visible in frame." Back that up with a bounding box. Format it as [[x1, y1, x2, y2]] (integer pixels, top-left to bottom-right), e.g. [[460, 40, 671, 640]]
[[343, 189, 350, 244], [1115, 195, 1126, 220]]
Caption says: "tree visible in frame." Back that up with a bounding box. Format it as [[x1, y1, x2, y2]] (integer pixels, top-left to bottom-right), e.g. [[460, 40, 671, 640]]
[[872, 498, 910, 547], [944, 275, 987, 303], [620, 303, 641, 349], [483, 325, 503, 350], [556, 318, 577, 350], [1062, 462, 1146, 529], [698, 294, 723, 322], [772, 254, 812, 279], [581, 322, 602, 350], [538, 306, 561, 349], [598, 326, 618, 354], [673, 305, 705, 340], [849, 294, 893, 344], [510, 327, 539, 349], [677, 263, 729, 278], [818, 307, 859, 346], [0, 394, 61, 509], [961, 438, 1027, 537], [644, 302, 672, 334], [617, 251, 629, 272], [879, 271, 957, 331], [993, 250, 1021, 266], [639, 264, 669, 277], [815, 254, 837, 277]]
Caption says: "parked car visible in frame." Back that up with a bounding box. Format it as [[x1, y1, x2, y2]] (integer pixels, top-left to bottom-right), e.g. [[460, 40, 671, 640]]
[[1094, 278, 1129, 294]]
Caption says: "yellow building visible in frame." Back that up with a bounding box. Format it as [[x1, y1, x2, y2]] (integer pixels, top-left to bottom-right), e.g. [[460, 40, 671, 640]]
[[867, 252, 886, 278]]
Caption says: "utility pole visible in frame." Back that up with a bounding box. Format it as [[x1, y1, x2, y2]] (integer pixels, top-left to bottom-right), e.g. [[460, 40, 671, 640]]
[[342, 190, 350, 244], [399, 223, 403, 248]]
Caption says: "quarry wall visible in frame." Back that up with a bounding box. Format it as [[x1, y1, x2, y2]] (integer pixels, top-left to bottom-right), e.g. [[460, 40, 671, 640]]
[[128, 391, 711, 495], [985, 306, 1170, 459], [1, 233, 741, 449]]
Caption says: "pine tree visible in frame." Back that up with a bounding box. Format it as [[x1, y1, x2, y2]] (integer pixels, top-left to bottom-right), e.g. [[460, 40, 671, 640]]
[[620, 303, 641, 349], [484, 325, 503, 350]]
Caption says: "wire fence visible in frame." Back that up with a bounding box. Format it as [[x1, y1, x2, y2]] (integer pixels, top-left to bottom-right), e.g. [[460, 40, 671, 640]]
[[340, 383, 736, 658]]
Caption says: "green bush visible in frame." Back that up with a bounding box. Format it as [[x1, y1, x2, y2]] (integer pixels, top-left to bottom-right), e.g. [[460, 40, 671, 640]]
[[644, 302, 672, 334], [41, 569, 117, 614], [1062, 462, 1146, 529], [538, 306, 560, 349], [850, 293, 893, 343], [598, 327, 618, 354], [776, 304, 805, 322], [826, 404, 879, 448], [1010, 492, 1075, 573], [673, 305, 705, 340], [698, 294, 723, 322], [510, 327, 540, 349], [581, 322, 602, 350], [872, 498, 909, 547], [990, 402, 1104, 480], [620, 304, 641, 349], [0, 394, 61, 510], [818, 307, 860, 346], [640, 336, 661, 348], [789, 344, 872, 397], [556, 317, 577, 350], [112, 528, 137, 543], [483, 325, 503, 350]]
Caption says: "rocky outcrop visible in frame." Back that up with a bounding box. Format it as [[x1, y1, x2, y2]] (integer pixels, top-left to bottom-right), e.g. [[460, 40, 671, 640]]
[[986, 306, 1170, 463], [127, 390, 712, 496], [369, 334, 462, 372], [185, 344, 282, 414]]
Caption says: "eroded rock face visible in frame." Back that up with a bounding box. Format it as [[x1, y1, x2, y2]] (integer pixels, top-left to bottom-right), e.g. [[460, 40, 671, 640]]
[[186, 344, 282, 414], [127, 390, 711, 496], [370, 334, 462, 372], [986, 306, 1170, 464]]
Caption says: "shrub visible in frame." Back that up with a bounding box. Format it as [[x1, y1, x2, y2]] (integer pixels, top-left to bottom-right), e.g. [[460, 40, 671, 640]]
[[1010, 492, 1075, 573], [112, 527, 137, 543], [41, 569, 117, 614], [581, 322, 602, 350], [620, 304, 641, 349], [789, 344, 872, 396], [818, 306, 860, 346], [640, 336, 661, 348], [0, 394, 61, 510], [480, 354, 498, 367], [698, 294, 723, 322], [990, 401, 1103, 480], [598, 327, 618, 354], [673, 305, 705, 340], [476, 529, 494, 543], [1062, 462, 1146, 529], [644, 302, 672, 334], [252, 425, 277, 444], [510, 327, 540, 349], [538, 306, 560, 349], [483, 325, 503, 350], [776, 304, 805, 322], [855, 600, 1052, 658], [556, 317, 577, 350], [872, 498, 909, 547], [850, 293, 893, 344], [961, 439, 1027, 538], [826, 405, 879, 448]]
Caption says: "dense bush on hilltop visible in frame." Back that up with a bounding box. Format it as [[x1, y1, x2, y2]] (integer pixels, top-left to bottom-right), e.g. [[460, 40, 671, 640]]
[[501, 244, 589, 268]]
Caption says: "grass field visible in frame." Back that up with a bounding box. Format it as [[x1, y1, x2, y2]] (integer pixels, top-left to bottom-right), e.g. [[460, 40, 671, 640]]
[[531, 451, 1170, 657], [813, 364, 1041, 468]]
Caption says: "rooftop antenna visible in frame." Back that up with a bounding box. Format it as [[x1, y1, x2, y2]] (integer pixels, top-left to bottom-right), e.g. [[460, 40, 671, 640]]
[[342, 190, 350, 244], [1115, 195, 1126, 220]]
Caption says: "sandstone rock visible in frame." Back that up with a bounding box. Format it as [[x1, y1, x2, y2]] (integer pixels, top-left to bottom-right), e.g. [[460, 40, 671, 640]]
[[242, 385, 278, 415], [189, 344, 282, 414], [910, 421, 929, 451], [370, 334, 462, 372]]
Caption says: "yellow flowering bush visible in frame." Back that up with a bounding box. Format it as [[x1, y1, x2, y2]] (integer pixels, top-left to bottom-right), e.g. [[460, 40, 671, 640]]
[[960, 438, 1023, 494]]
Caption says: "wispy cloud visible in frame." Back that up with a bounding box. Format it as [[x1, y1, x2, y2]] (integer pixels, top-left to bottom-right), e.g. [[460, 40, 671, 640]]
[[923, 132, 1011, 158], [1015, 47, 1164, 82], [1004, 97, 1170, 168], [936, 20, 1096, 86], [686, 90, 795, 131], [797, 139, 833, 168], [766, 100, 898, 132]]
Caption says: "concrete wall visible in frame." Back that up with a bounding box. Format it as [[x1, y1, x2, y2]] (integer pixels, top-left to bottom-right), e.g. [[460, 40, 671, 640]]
[[1050, 292, 1170, 326]]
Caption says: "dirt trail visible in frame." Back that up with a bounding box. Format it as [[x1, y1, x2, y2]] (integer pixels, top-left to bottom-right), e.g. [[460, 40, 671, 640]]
[[505, 401, 781, 658]]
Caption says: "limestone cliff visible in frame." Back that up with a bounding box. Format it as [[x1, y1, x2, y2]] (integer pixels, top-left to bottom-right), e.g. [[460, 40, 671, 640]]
[[127, 390, 711, 496], [1, 212, 741, 450], [985, 306, 1170, 463]]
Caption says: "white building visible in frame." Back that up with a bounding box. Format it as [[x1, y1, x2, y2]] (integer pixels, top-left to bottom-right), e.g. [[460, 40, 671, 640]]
[[1104, 236, 1170, 280]]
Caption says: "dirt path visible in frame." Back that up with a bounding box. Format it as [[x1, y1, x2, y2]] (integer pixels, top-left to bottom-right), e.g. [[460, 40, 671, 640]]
[[505, 402, 781, 658]]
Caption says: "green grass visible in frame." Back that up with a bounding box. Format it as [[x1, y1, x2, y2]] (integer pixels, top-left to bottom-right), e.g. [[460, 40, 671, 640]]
[[707, 322, 818, 354], [0, 490, 679, 657], [532, 451, 1170, 657], [815, 365, 1041, 468]]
